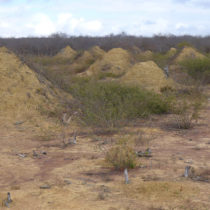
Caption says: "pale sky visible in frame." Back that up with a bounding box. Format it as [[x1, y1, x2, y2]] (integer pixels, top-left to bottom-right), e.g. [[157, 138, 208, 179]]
[[0, 0, 210, 37]]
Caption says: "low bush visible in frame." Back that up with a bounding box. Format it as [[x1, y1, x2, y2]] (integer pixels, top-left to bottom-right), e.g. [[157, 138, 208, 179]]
[[135, 51, 175, 68], [177, 41, 193, 49], [68, 79, 173, 128], [152, 53, 171, 68], [97, 72, 124, 80], [32, 56, 73, 65], [160, 85, 175, 94], [180, 58, 210, 84], [174, 113, 193, 129], [105, 139, 137, 170], [173, 98, 204, 129]]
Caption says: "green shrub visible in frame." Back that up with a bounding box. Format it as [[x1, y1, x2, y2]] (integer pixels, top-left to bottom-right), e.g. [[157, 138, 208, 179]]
[[33, 56, 73, 65], [177, 41, 193, 49], [97, 72, 124, 80], [152, 53, 170, 68], [105, 139, 137, 170], [137, 51, 175, 69], [68, 79, 173, 128], [160, 85, 175, 94], [180, 58, 210, 83]]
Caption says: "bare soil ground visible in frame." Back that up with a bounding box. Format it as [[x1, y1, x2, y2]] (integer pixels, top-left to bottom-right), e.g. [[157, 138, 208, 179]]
[[0, 88, 210, 210]]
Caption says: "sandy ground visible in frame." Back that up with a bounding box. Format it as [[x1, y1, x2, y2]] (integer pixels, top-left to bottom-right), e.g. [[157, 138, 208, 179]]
[[0, 90, 210, 210]]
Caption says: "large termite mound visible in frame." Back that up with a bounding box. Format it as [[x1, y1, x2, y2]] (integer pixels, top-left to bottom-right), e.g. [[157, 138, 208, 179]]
[[120, 61, 174, 92], [0, 47, 71, 129], [86, 48, 131, 77]]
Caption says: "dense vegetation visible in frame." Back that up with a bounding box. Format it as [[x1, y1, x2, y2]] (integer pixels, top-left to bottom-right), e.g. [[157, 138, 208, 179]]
[[68, 79, 173, 128], [4, 34, 205, 130], [1, 33, 210, 55], [181, 58, 210, 84]]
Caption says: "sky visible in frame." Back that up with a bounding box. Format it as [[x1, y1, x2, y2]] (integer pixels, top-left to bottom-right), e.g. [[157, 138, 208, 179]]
[[0, 0, 210, 37]]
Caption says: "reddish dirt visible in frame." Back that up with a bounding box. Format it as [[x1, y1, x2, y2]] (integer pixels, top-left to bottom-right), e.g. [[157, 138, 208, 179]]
[[0, 89, 210, 209]]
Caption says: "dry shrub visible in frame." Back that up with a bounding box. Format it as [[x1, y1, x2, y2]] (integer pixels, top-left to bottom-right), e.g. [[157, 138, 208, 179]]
[[160, 85, 175, 94], [91, 127, 119, 136], [165, 82, 206, 129], [173, 98, 203, 129], [36, 130, 55, 141], [105, 139, 137, 170], [174, 113, 193, 129], [134, 131, 155, 147]]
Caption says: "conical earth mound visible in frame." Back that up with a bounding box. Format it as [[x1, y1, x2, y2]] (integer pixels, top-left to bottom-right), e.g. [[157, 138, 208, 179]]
[[86, 48, 131, 77], [71, 50, 95, 73], [167, 48, 177, 57], [89, 46, 105, 59], [131, 46, 142, 54], [55, 45, 77, 61], [175, 47, 205, 63], [0, 47, 70, 128], [120, 61, 174, 92], [140, 50, 153, 60]]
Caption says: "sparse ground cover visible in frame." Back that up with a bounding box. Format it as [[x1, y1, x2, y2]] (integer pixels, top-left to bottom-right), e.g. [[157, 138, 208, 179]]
[[0, 45, 210, 210], [1, 91, 210, 209]]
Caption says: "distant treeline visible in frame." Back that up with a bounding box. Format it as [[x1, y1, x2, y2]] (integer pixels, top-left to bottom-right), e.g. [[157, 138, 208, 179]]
[[1, 33, 210, 55]]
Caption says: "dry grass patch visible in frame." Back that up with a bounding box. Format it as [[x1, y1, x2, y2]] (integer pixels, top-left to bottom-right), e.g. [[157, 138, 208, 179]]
[[134, 130, 156, 147], [122, 181, 199, 203], [171, 92, 205, 129]]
